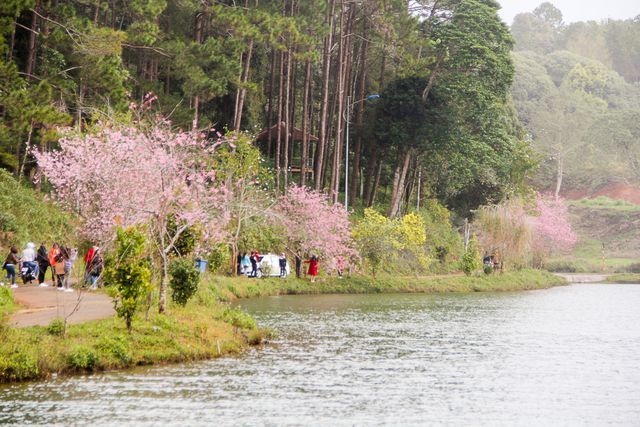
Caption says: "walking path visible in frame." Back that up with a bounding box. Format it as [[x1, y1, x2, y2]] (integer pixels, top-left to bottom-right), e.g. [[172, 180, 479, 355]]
[[8, 285, 115, 328], [554, 273, 609, 283]]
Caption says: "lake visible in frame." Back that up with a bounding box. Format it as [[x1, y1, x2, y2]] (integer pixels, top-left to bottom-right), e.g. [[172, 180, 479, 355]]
[[2, 284, 640, 425]]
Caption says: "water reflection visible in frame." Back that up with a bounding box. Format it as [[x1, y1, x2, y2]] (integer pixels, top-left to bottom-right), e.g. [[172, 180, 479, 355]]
[[2, 284, 640, 425]]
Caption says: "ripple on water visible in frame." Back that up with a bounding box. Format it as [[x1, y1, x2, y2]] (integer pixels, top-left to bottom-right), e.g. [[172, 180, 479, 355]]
[[2, 284, 640, 425]]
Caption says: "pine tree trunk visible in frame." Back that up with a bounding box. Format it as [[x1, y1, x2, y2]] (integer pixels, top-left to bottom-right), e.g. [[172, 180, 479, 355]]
[[301, 60, 311, 187], [349, 18, 369, 206], [388, 148, 413, 217], [314, 0, 335, 190], [275, 50, 285, 191], [25, 8, 38, 79]]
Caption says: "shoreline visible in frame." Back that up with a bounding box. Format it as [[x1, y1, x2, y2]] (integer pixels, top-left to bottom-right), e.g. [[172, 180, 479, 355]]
[[0, 269, 565, 383]]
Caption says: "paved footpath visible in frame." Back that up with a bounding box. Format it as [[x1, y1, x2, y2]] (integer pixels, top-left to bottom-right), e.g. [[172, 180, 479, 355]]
[[8, 284, 115, 328]]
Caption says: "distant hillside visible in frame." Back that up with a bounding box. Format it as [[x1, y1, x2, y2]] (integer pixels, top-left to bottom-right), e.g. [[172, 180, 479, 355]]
[[550, 192, 640, 272]]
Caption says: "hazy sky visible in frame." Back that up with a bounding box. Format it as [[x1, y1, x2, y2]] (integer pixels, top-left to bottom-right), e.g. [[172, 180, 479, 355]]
[[498, 0, 639, 25]]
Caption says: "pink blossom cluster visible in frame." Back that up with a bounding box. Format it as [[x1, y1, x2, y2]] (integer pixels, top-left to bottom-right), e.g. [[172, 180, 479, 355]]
[[529, 193, 579, 254], [273, 185, 358, 271], [35, 125, 229, 243]]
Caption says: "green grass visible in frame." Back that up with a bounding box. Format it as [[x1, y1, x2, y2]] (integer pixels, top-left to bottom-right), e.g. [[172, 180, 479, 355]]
[[205, 269, 566, 300], [602, 274, 640, 284], [0, 286, 16, 322], [570, 196, 640, 212], [0, 286, 268, 383], [547, 237, 639, 273]]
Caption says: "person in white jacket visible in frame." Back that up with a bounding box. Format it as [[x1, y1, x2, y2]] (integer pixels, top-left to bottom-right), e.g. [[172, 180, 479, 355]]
[[21, 242, 39, 280]]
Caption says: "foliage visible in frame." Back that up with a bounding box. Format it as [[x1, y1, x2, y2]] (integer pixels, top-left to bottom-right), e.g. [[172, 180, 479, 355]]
[[67, 346, 98, 370], [272, 185, 356, 273], [460, 235, 482, 276], [352, 208, 429, 276], [0, 169, 72, 245], [104, 227, 152, 331], [169, 258, 200, 306], [206, 244, 231, 275], [46, 318, 65, 337], [222, 307, 257, 330], [166, 216, 201, 258], [36, 123, 231, 313], [419, 200, 464, 268], [35, 124, 228, 243], [474, 198, 532, 268], [529, 194, 578, 266]]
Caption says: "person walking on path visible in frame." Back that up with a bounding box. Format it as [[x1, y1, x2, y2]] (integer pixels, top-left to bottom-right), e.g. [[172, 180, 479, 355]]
[[62, 247, 77, 293], [54, 246, 67, 289], [36, 242, 49, 287], [48, 243, 60, 285], [304, 255, 319, 282], [3, 246, 20, 288]]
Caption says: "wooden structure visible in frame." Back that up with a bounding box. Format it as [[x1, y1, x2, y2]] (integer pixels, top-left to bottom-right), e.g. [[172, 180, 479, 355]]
[[255, 122, 318, 177]]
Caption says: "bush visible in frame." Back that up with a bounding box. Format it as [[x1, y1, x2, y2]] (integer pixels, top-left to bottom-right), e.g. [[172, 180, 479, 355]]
[[67, 346, 98, 370], [206, 244, 230, 274], [104, 227, 152, 331], [169, 258, 200, 306], [47, 318, 65, 336], [0, 353, 39, 381], [461, 236, 482, 276], [223, 307, 256, 330]]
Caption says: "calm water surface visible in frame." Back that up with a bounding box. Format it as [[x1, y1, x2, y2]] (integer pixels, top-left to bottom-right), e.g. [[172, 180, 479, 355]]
[[2, 284, 640, 425]]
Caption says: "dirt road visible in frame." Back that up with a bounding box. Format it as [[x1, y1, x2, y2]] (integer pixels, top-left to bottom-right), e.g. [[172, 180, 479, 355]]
[[8, 285, 115, 328]]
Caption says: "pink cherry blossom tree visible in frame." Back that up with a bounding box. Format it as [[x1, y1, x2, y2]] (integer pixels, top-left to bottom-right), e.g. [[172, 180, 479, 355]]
[[529, 193, 579, 265], [35, 124, 230, 313], [271, 185, 357, 277]]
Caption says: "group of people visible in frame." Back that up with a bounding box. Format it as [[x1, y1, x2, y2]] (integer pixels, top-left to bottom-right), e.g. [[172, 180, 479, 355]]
[[2, 242, 103, 291], [236, 250, 319, 280]]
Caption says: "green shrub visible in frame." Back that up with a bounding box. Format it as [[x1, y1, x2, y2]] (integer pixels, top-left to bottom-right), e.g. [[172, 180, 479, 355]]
[[47, 318, 65, 336], [223, 307, 256, 330], [206, 244, 230, 274], [67, 346, 98, 370], [97, 335, 131, 364], [104, 227, 152, 331], [0, 353, 39, 381], [461, 236, 482, 276], [169, 258, 200, 306]]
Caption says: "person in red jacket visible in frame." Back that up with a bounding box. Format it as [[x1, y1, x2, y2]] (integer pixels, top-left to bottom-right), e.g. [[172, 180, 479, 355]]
[[304, 255, 319, 282]]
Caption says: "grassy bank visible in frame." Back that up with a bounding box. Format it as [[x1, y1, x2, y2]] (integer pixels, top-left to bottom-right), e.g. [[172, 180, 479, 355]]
[[204, 269, 566, 301], [0, 291, 267, 383], [602, 274, 640, 284], [0, 269, 564, 383]]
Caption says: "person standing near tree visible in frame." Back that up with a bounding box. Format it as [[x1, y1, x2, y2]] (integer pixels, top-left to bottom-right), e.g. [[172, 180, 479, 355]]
[[304, 255, 319, 282], [36, 242, 49, 287], [279, 253, 287, 277], [48, 243, 60, 285], [88, 247, 103, 290], [83, 245, 98, 287], [63, 247, 77, 293], [249, 251, 258, 278], [54, 246, 67, 289]]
